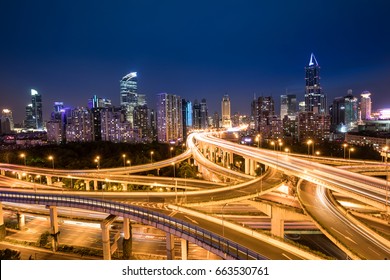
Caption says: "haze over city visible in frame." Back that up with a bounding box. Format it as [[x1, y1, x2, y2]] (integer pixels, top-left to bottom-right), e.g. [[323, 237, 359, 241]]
[[1, 0, 390, 123]]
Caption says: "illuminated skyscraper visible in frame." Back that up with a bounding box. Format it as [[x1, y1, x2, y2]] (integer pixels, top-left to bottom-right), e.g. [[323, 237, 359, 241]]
[[360, 91, 372, 120], [24, 89, 43, 130], [304, 53, 326, 114], [1, 109, 14, 134], [120, 72, 138, 125], [156, 93, 183, 143], [221, 94, 231, 128], [280, 94, 297, 119]]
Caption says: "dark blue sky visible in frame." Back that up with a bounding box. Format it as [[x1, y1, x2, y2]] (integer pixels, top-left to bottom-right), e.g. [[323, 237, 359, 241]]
[[1, 0, 390, 123]]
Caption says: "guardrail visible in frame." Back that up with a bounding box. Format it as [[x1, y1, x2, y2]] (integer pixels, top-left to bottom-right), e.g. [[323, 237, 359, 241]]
[[0, 190, 268, 260]]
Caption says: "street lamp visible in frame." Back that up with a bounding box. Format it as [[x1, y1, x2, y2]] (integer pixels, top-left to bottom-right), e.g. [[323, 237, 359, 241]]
[[307, 140, 313, 156], [315, 151, 320, 156], [343, 143, 348, 159], [150, 151, 154, 163], [270, 141, 275, 151], [20, 153, 26, 166], [348, 148, 355, 161], [278, 142, 283, 152], [284, 148, 290, 154], [170, 147, 174, 158], [122, 154, 126, 167], [95, 156, 100, 169], [256, 134, 260, 148], [48, 155, 54, 169]]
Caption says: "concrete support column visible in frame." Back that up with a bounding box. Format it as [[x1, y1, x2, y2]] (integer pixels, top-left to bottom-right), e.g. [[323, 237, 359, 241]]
[[100, 214, 117, 260], [17, 212, 25, 230], [94, 180, 98, 191], [1, 169, 5, 176], [245, 158, 250, 175], [85, 180, 90, 191], [222, 152, 226, 167], [166, 233, 175, 260], [0, 202, 5, 240], [49, 206, 60, 252], [229, 152, 233, 166], [181, 239, 188, 260], [250, 160, 256, 176], [271, 207, 285, 238], [122, 184, 127, 191], [122, 218, 132, 259], [46, 176, 52, 186]]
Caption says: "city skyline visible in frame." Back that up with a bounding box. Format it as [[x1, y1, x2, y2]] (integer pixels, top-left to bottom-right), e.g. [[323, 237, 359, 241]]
[[1, 1, 390, 123]]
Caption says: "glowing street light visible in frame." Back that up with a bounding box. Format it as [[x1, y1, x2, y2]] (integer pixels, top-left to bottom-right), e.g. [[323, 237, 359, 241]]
[[150, 151, 154, 163], [343, 143, 348, 159], [256, 134, 260, 148], [48, 155, 54, 169], [170, 147, 174, 158], [20, 153, 26, 166], [270, 141, 276, 151], [122, 154, 126, 167], [307, 140, 313, 156], [315, 151, 321, 156], [95, 156, 100, 169], [348, 147, 355, 161]]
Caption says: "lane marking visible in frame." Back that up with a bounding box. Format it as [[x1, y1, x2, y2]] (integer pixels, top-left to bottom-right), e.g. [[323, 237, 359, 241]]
[[184, 215, 199, 224], [282, 253, 293, 260], [331, 227, 357, 245], [367, 246, 380, 256]]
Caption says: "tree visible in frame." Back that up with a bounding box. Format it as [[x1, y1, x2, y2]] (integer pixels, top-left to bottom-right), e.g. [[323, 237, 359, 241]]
[[0, 248, 21, 260]]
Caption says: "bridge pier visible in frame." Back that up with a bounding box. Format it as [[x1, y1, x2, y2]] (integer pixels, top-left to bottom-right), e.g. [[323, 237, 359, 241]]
[[181, 239, 188, 260], [84, 180, 90, 191], [245, 158, 250, 174], [17, 212, 25, 230], [0, 202, 5, 240], [166, 233, 175, 260], [94, 180, 98, 191], [122, 217, 132, 259], [46, 176, 52, 186], [1, 169, 5, 176], [271, 207, 285, 238], [101, 214, 117, 260], [49, 206, 60, 251]]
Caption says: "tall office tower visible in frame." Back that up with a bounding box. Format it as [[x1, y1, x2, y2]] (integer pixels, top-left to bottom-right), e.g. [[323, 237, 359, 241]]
[[304, 53, 326, 114], [250, 94, 258, 130], [200, 98, 209, 129], [213, 111, 220, 129], [31, 89, 43, 129], [24, 89, 43, 130], [221, 94, 232, 128], [120, 72, 138, 125], [257, 96, 275, 131], [66, 107, 93, 142], [360, 91, 372, 120], [88, 95, 112, 109], [133, 104, 150, 141], [156, 93, 183, 143], [192, 99, 201, 129], [182, 99, 192, 139], [280, 94, 297, 120], [1, 109, 14, 134], [344, 90, 358, 130], [330, 96, 345, 132], [149, 109, 157, 141]]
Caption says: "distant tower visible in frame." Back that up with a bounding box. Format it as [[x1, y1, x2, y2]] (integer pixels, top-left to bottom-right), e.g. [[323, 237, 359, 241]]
[[120, 72, 138, 125], [221, 94, 231, 128], [156, 93, 183, 143], [24, 89, 43, 130], [200, 98, 208, 129], [360, 91, 372, 120], [1, 109, 14, 134], [304, 53, 326, 114], [280, 94, 297, 119]]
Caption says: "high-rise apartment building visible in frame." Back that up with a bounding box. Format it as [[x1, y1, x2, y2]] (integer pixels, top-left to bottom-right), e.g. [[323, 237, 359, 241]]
[[200, 98, 209, 129], [156, 93, 183, 143], [120, 72, 138, 125], [192, 100, 201, 129], [221, 94, 231, 128], [360, 91, 372, 121], [304, 54, 326, 114], [182, 99, 192, 139]]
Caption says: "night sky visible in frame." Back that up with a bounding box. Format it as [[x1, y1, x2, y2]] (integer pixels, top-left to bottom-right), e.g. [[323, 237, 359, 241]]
[[1, 0, 390, 123]]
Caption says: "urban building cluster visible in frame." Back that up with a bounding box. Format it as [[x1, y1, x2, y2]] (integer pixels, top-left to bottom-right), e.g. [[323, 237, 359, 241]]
[[1, 54, 389, 149]]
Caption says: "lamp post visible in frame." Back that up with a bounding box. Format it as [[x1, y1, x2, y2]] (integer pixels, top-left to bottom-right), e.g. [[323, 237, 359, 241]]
[[48, 155, 54, 169], [384, 146, 389, 212], [307, 140, 313, 156], [343, 143, 348, 159], [348, 148, 354, 161], [170, 147, 174, 158], [315, 151, 320, 156], [256, 134, 260, 148], [122, 154, 126, 167], [270, 141, 275, 151], [278, 142, 283, 152], [150, 151, 154, 163], [20, 153, 26, 166], [95, 156, 100, 169]]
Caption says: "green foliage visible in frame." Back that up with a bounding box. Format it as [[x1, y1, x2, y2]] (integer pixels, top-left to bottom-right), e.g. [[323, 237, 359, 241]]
[[38, 231, 51, 247], [0, 248, 21, 260]]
